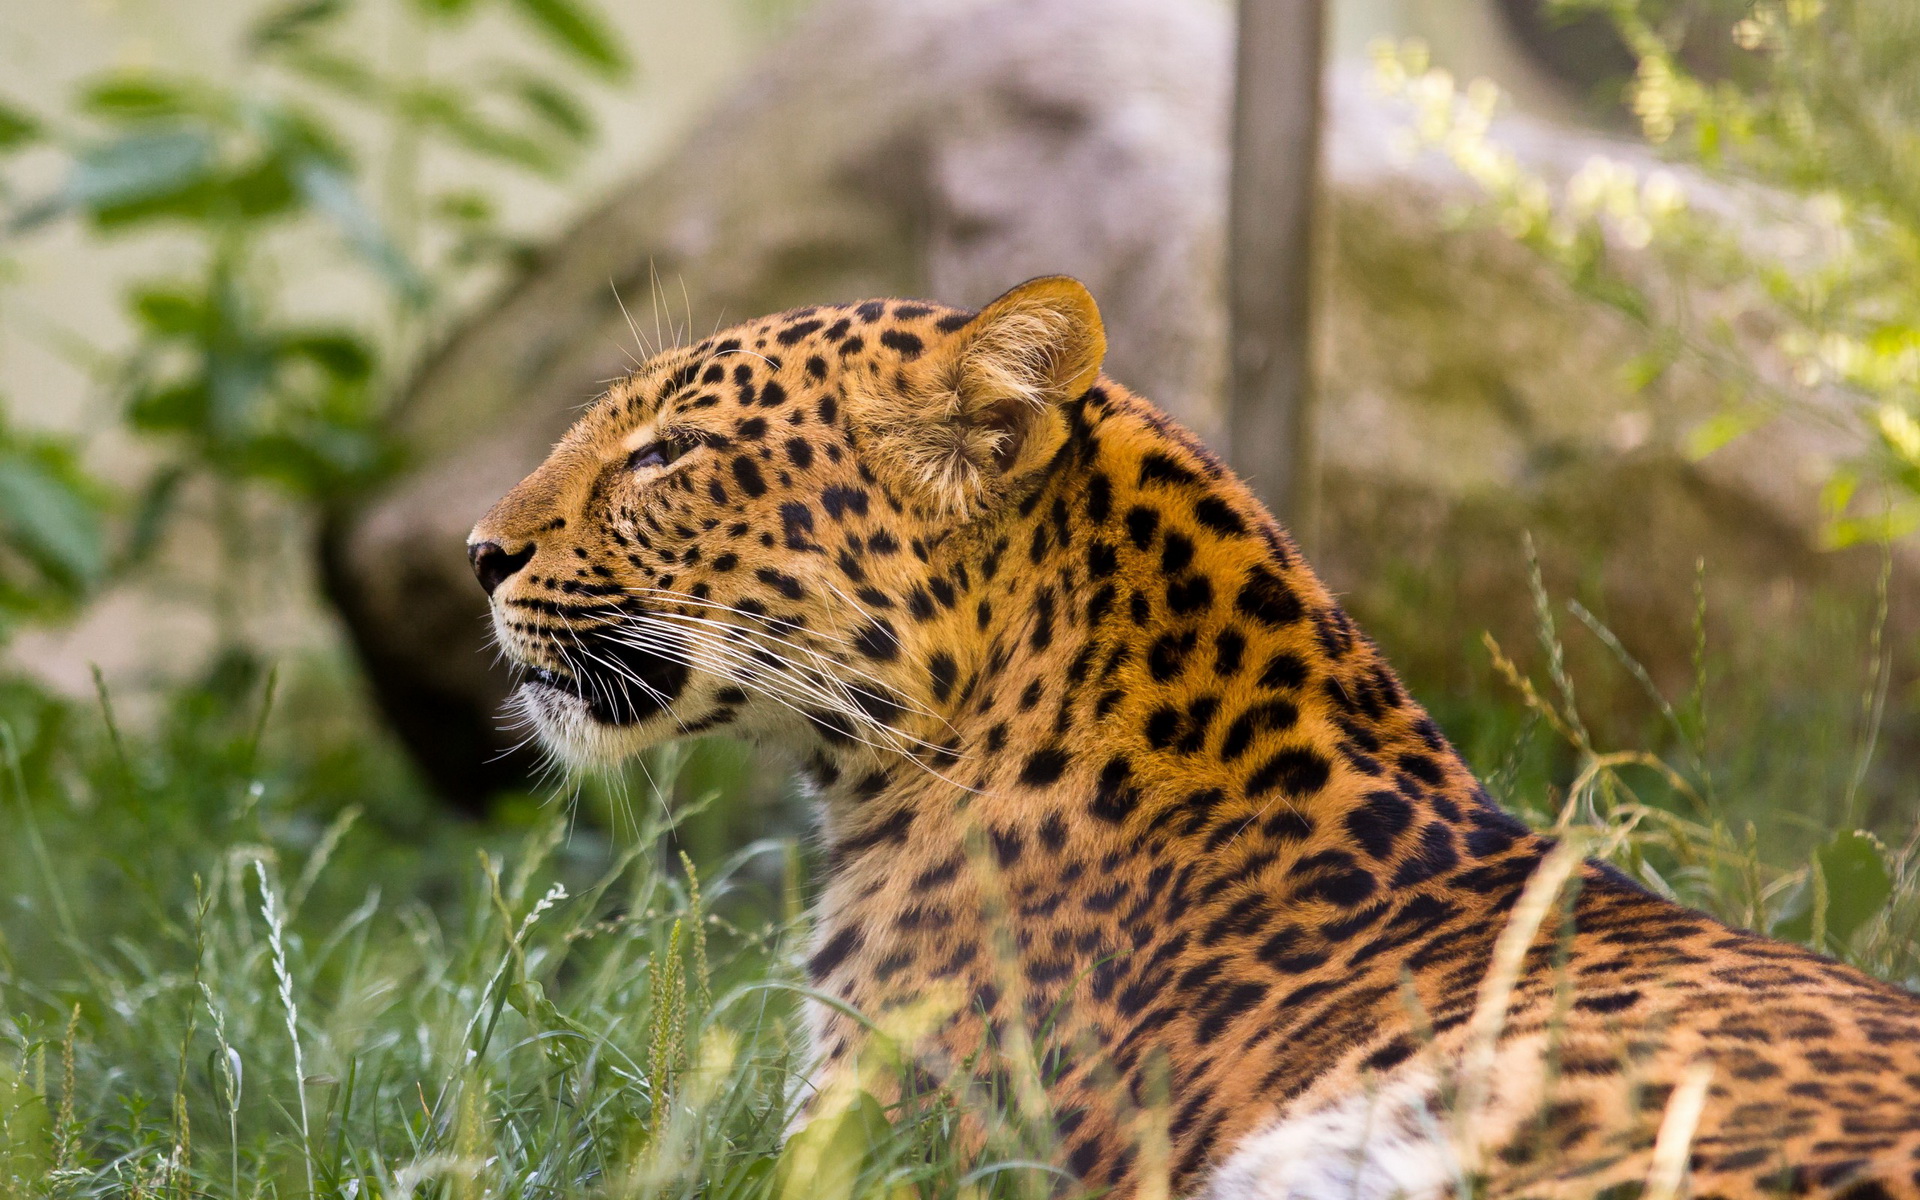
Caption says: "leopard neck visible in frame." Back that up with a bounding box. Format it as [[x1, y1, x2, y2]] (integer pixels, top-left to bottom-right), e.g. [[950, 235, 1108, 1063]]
[[807, 381, 1503, 884]]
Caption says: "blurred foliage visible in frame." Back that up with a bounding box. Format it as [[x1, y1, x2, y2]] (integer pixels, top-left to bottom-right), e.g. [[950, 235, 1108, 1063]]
[[1375, 0, 1920, 548], [0, 0, 632, 638], [0, 419, 108, 633], [1365, 10, 1920, 952]]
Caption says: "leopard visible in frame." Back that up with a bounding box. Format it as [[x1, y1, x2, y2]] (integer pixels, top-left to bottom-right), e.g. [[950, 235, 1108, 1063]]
[[468, 276, 1920, 1199]]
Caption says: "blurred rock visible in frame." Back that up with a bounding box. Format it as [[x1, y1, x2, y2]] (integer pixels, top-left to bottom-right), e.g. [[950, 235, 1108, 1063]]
[[327, 0, 1914, 809]]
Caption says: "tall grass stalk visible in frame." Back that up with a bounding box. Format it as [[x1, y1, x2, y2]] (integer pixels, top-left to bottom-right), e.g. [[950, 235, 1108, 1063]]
[[254, 860, 314, 1199]]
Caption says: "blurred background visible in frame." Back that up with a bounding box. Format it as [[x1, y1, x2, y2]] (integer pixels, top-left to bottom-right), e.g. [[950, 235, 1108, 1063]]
[[5, 0, 1920, 1191]]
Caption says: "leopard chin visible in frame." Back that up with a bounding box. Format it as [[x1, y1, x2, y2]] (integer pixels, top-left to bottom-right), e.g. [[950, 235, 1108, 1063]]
[[502, 630, 692, 766], [513, 679, 656, 768]]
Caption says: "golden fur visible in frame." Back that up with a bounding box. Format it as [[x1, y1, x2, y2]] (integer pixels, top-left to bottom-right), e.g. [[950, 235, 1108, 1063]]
[[471, 278, 1920, 1199]]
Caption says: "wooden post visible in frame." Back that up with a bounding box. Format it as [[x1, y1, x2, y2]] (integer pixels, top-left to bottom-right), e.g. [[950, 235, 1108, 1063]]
[[1226, 0, 1326, 542]]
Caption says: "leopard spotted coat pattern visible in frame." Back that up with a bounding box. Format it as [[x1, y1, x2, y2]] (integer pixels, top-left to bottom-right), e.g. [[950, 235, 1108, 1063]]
[[470, 277, 1920, 1199]]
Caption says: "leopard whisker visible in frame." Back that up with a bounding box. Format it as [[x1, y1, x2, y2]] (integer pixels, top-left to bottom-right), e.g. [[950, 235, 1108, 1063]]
[[626, 617, 928, 734], [702, 346, 781, 375], [624, 586, 848, 646], [599, 626, 929, 756], [556, 626, 703, 742], [622, 588, 950, 727], [602, 618, 952, 758], [615, 596, 932, 713], [603, 619, 902, 739]]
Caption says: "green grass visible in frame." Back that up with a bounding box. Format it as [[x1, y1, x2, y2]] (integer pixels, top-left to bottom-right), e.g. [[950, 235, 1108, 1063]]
[[0, 652, 1065, 1199], [1, 569, 1917, 1199]]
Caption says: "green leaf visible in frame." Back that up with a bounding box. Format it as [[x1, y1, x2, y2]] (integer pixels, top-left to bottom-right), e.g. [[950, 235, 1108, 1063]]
[[117, 465, 186, 572], [410, 0, 483, 16], [66, 129, 218, 216], [0, 445, 108, 595], [1773, 830, 1893, 949], [220, 155, 304, 221], [1682, 410, 1766, 460], [277, 48, 385, 98], [506, 0, 630, 79], [1819, 469, 1859, 522], [507, 978, 588, 1070], [432, 189, 495, 224], [397, 86, 566, 177], [221, 426, 393, 496], [79, 75, 209, 122], [248, 0, 351, 52], [1866, 322, 1920, 356], [1820, 508, 1920, 550], [499, 74, 595, 144], [128, 380, 212, 434], [0, 98, 40, 150], [131, 287, 206, 337], [1619, 349, 1675, 393], [279, 330, 374, 381]]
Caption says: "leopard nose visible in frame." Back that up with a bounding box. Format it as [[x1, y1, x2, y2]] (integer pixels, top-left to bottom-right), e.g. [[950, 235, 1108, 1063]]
[[469, 541, 535, 597]]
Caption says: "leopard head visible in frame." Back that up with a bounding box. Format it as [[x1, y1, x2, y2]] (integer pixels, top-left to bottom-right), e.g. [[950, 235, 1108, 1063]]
[[468, 276, 1106, 767]]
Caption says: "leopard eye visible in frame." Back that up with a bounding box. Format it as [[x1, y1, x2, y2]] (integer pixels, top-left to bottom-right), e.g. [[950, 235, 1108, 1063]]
[[626, 437, 690, 472]]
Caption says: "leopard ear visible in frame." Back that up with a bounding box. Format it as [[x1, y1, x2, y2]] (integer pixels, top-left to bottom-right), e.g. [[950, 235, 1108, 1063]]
[[872, 276, 1106, 518]]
